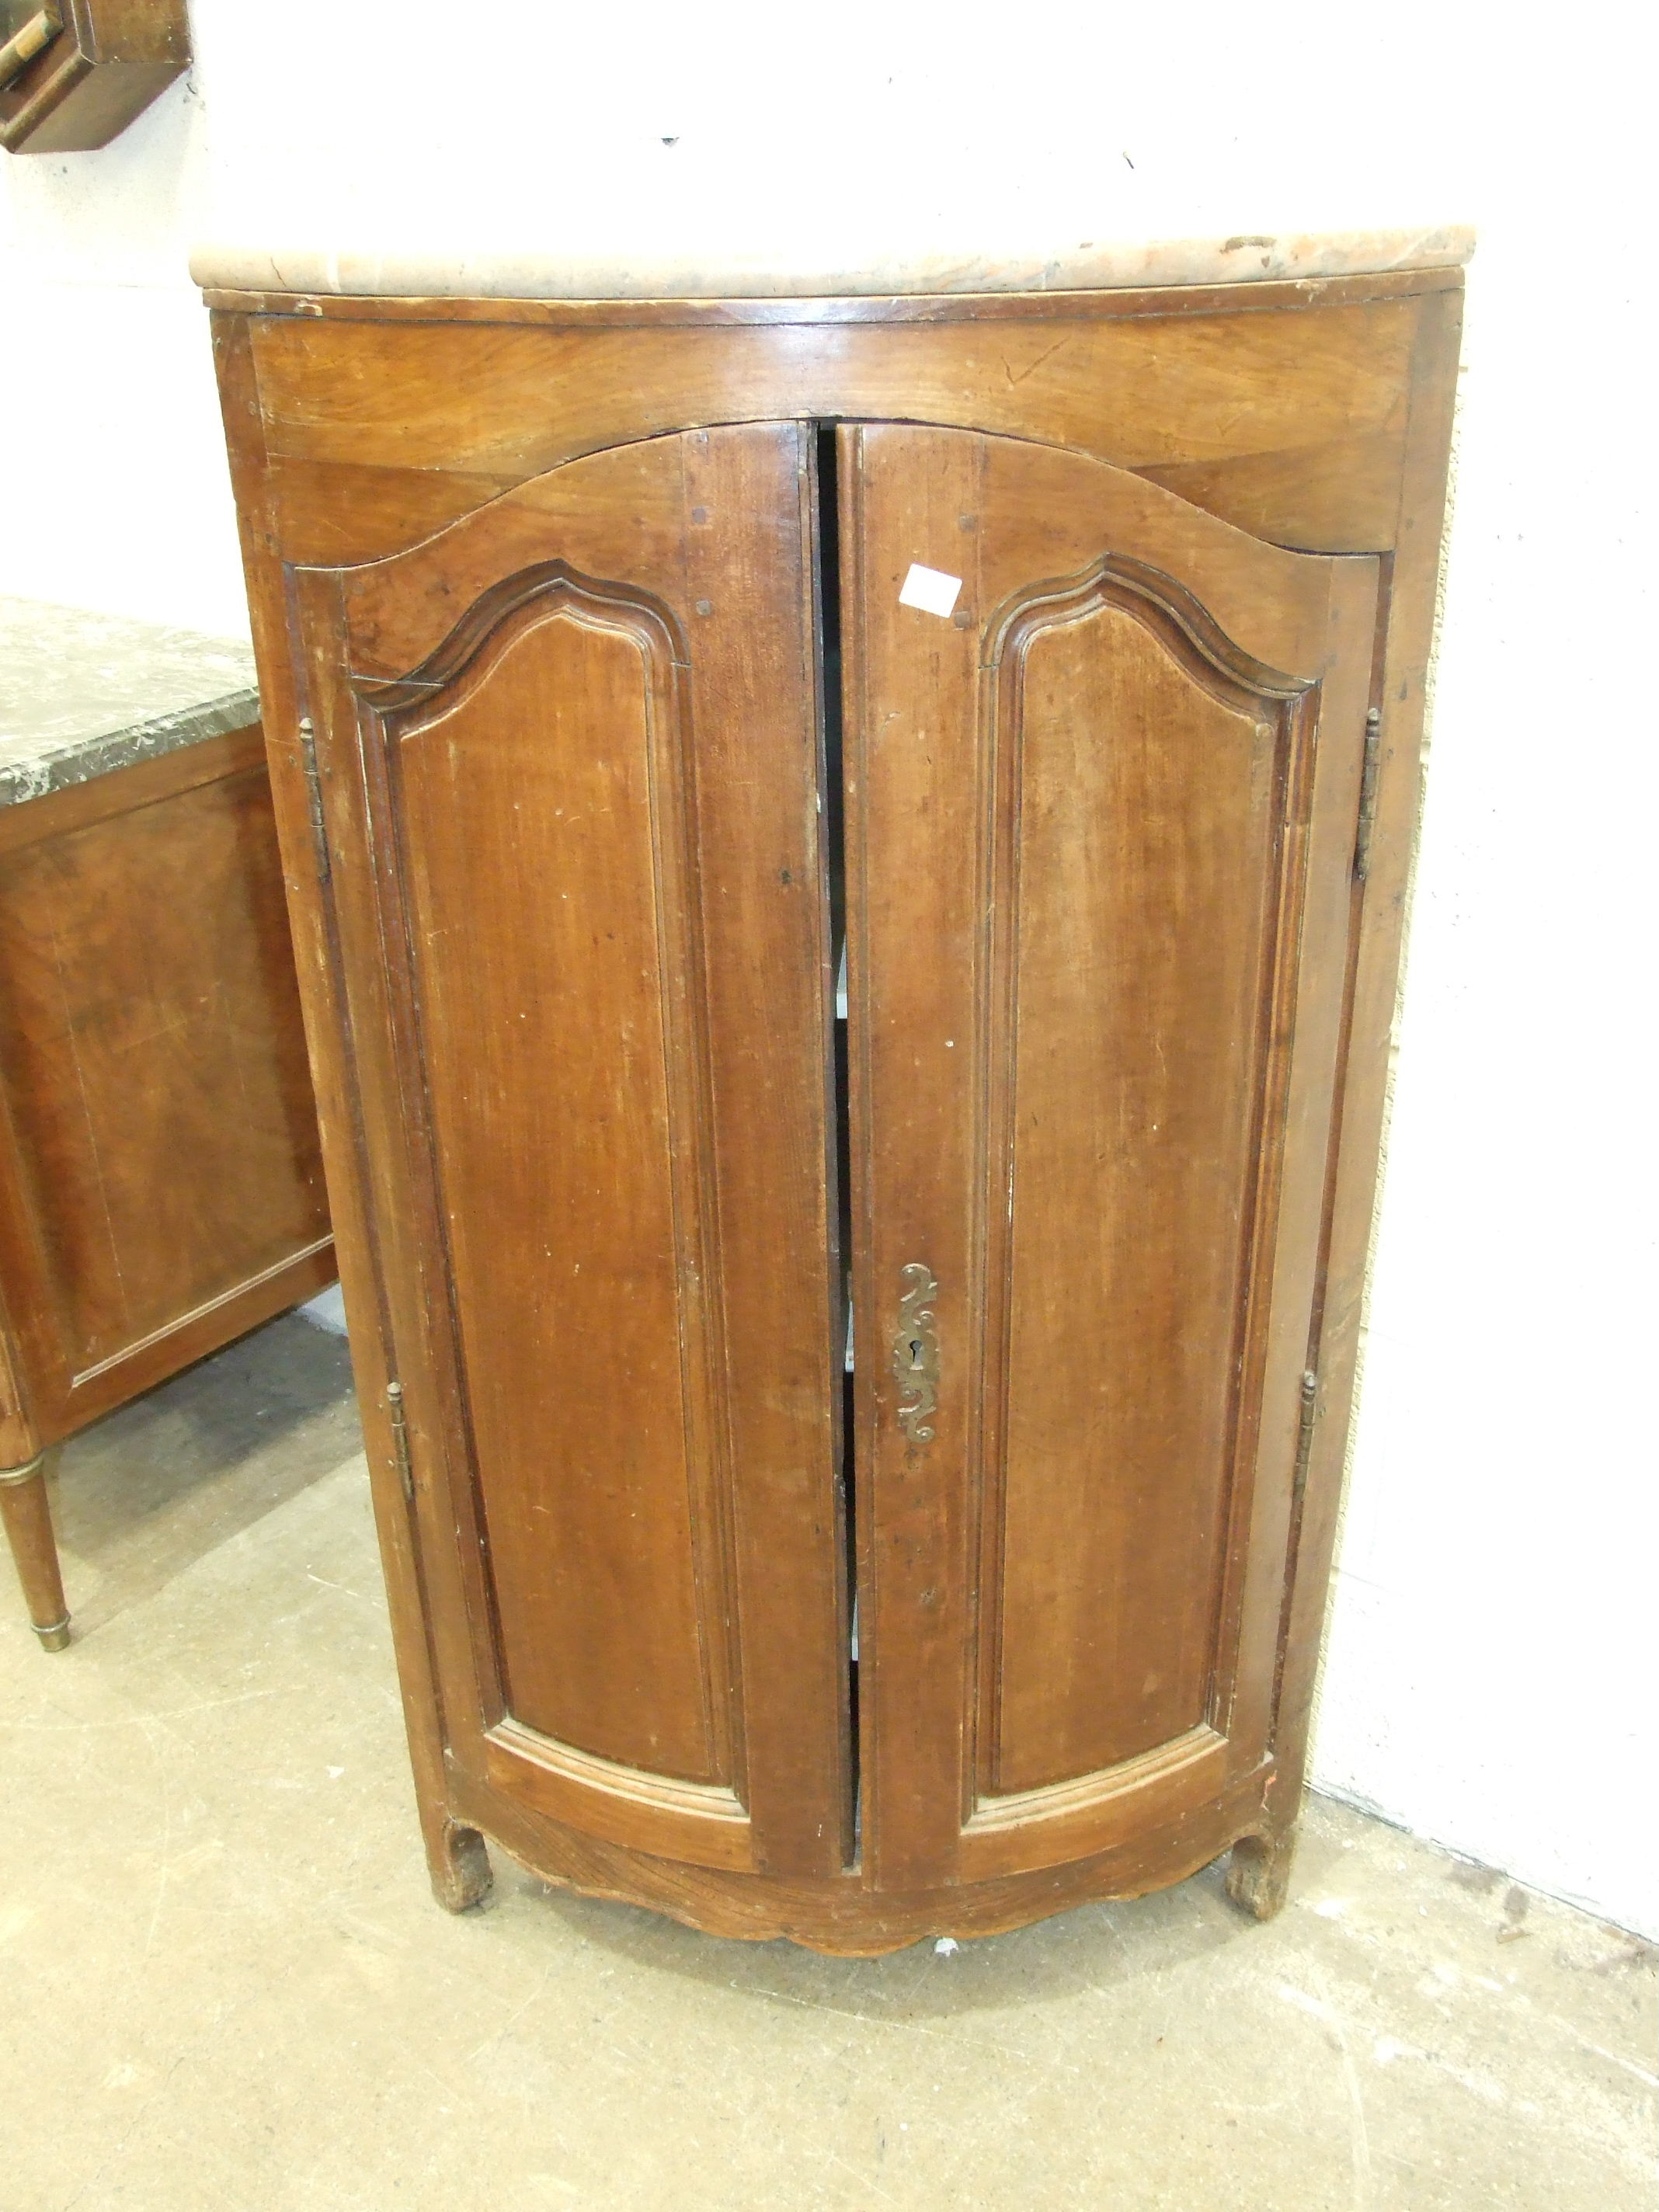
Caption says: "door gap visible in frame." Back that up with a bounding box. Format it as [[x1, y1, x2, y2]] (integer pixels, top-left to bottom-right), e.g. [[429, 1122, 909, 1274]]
[[816, 420, 860, 1868]]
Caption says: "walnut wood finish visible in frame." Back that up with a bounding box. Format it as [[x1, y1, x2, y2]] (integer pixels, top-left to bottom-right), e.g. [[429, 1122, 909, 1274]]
[[208, 273, 1461, 1952], [0, 0, 187, 153], [291, 425, 848, 1879], [843, 425, 1376, 1891], [0, 1452, 68, 1647], [242, 285, 1428, 565], [0, 725, 335, 1643]]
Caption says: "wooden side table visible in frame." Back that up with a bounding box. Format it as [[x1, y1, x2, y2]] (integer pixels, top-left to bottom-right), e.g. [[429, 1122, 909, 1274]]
[[0, 598, 336, 1647]]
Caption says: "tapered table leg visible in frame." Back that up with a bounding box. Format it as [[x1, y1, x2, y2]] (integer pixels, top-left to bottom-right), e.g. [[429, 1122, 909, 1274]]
[[0, 1452, 71, 1650]]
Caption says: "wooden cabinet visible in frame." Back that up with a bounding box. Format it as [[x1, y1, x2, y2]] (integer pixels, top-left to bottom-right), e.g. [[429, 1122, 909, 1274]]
[[206, 253, 1462, 1952], [0, 0, 188, 154], [0, 646, 336, 1647]]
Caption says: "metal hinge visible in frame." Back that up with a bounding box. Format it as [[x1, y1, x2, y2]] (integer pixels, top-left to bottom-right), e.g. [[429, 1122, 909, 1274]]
[[385, 1379, 414, 1502], [1290, 1369, 1320, 1508], [297, 715, 332, 882], [1353, 707, 1382, 881]]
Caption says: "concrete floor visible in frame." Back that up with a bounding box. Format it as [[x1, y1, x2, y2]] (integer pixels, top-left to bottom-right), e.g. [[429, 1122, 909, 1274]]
[[2, 1315, 1653, 2212]]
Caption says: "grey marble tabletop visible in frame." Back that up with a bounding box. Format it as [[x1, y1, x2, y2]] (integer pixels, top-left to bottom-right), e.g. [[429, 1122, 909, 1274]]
[[0, 597, 260, 810]]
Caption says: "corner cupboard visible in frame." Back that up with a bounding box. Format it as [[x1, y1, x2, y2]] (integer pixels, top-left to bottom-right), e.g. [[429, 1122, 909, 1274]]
[[206, 258, 1461, 1951]]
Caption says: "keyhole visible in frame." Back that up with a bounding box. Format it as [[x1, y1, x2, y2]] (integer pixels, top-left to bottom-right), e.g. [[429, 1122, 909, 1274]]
[[907, 1338, 923, 1368]]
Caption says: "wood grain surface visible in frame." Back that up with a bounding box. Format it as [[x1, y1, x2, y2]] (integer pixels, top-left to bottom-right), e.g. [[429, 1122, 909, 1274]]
[[294, 425, 849, 1878], [0, 727, 332, 1452], [841, 424, 1377, 1887], [0, 0, 187, 154], [247, 292, 1427, 566], [209, 275, 1459, 1942]]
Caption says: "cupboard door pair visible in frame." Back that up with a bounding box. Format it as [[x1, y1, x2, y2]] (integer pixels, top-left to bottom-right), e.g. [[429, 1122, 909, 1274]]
[[292, 418, 1376, 1901]]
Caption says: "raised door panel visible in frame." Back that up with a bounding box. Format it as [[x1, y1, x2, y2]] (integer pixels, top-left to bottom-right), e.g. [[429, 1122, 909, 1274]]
[[392, 587, 721, 1785], [988, 585, 1301, 1796], [842, 424, 1377, 1887], [294, 425, 849, 1876]]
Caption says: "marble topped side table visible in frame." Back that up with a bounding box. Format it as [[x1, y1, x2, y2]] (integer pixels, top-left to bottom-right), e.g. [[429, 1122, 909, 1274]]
[[0, 599, 335, 1648]]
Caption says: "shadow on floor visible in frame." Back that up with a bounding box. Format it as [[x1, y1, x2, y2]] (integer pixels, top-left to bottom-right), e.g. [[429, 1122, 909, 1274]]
[[499, 1806, 1365, 2023], [46, 1309, 362, 1636]]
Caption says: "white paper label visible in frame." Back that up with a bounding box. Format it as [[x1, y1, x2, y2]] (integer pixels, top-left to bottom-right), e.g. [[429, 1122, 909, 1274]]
[[898, 562, 962, 618]]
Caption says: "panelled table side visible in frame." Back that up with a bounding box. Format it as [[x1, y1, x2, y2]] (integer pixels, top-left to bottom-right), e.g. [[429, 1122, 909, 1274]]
[[207, 262, 1462, 1953], [0, 600, 336, 1648]]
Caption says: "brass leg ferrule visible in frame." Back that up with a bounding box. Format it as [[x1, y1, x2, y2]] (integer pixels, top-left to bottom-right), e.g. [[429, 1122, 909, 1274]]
[[1, 1452, 72, 1650]]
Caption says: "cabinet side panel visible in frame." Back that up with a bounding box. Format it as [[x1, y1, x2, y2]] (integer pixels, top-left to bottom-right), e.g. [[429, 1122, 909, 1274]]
[[395, 604, 720, 1786], [992, 606, 1282, 1790], [1263, 287, 1463, 1821], [211, 308, 483, 1908], [0, 756, 329, 1381]]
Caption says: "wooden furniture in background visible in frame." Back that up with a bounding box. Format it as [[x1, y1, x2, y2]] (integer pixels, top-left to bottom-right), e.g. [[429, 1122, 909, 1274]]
[[0, 600, 334, 1647], [203, 237, 1463, 1952], [0, 0, 186, 154]]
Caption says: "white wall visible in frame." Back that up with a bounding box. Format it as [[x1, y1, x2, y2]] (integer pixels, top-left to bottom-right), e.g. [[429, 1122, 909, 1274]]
[[4, 2, 1653, 1935], [0, 75, 248, 635]]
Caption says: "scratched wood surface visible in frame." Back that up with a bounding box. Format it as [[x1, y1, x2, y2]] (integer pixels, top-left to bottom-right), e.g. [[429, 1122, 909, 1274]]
[[0, 725, 335, 1647], [0, 727, 332, 1457], [0, 0, 188, 154], [841, 424, 1377, 1890], [245, 290, 1428, 565], [209, 275, 1460, 1948], [293, 424, 849, 1880]]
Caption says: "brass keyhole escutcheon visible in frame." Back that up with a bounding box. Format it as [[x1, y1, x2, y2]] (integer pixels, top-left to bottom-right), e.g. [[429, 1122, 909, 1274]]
[[892, 1263, 939, 1442]]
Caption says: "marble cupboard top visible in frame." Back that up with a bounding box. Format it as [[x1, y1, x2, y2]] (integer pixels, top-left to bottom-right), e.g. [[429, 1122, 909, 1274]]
[[0, 598, 259, 809], [191, 224, 1473, 302]]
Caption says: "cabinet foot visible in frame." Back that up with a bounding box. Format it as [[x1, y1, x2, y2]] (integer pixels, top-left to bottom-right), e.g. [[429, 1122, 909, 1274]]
[[0, 1453, 71, 1651], [1226, 1825, 1299, 1922], [427, 1818, 492, 1912]]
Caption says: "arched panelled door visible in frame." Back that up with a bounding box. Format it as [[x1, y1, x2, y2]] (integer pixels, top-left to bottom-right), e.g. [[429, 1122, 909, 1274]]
[[840, 424, 1377, 1890], [290, 416, 1376, 1905], [294, 425, 853, 1881]]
